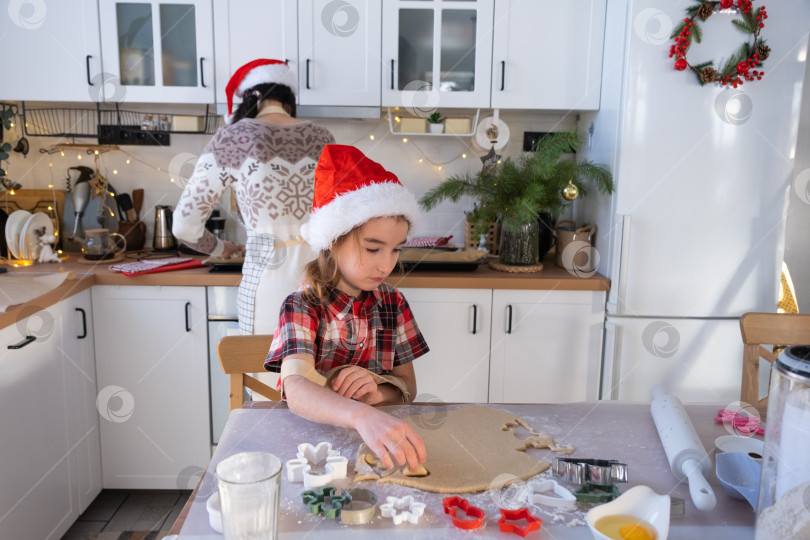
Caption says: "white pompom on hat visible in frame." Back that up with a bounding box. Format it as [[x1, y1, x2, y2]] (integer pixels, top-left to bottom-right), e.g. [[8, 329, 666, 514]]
[[301, 145, 420, 252], [224, 59, 297, 124]]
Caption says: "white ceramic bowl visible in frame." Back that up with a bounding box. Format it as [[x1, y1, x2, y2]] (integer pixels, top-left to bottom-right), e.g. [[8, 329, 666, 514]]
[[586, 485, 670, 540], [714, 435, 764, 457], [206, 492, 223, 533]]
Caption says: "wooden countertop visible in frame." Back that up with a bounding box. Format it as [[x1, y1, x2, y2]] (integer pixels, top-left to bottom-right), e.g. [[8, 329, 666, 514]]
[[1, 253, 608, 329]]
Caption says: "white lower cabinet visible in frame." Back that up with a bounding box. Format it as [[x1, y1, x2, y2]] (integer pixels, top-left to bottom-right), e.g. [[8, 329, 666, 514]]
[[92, 286, 210, 489], [490, 290, 606, 403], [401, 288, 492, 403], [0, 291, 101, 540], [401, 288, 606, 404]]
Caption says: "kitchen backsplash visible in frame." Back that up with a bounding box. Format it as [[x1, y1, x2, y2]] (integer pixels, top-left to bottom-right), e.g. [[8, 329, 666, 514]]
[[2, 108, 576, 248]]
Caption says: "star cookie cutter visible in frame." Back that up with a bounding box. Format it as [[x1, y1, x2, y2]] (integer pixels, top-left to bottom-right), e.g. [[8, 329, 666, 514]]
[[380, 495, 426, 525], [286, 441, 348, 490], [527, 479, 576, 509], [301, 486, 351, 519], [442, 496, 485, 530], [572, 483, 621, 503], [498, 508, 543, 537]]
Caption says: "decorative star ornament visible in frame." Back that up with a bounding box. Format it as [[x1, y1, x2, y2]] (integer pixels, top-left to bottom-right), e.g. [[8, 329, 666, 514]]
[[480, 146, 501, 172]]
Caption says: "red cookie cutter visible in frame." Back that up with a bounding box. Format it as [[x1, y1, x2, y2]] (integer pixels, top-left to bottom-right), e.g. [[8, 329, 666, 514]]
[[715, 409, 765, 436], [498, 508, 543, 537], [442, 496, 485, 530]]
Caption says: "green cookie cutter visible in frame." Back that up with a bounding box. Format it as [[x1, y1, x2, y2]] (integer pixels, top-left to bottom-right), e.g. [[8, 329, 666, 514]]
[[301, 486, 351, 519], [572, 483, 621, 503]]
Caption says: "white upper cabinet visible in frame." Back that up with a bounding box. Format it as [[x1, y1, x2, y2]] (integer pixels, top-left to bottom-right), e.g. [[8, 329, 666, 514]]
[[382, 0, 494, 109], [213, 0, 298, 105], [298, 0, 381, 106], [491, 0, 606, 110], [98, 0, 214, 103], [0, 0, 102, 102]]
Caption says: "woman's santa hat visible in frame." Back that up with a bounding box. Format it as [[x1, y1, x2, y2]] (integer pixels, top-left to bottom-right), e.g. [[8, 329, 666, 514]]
[[301, 145, 420, 252], [224, 59, 297, 124]]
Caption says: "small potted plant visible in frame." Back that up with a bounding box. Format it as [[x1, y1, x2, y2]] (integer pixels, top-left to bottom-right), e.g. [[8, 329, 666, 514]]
[[427, 111, 445, 134]]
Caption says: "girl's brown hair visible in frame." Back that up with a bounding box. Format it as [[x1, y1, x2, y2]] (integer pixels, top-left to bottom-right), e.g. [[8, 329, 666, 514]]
[[301, 216, 409, 303]]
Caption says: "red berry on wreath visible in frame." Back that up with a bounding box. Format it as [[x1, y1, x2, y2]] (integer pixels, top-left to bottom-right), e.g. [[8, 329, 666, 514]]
[[737, 61, 751, 74], [674, 59, 688, 71], [720, 0, 733, 8]]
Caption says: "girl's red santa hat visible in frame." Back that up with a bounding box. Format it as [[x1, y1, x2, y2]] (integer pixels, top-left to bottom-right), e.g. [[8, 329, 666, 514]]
[[224, 59, 297, 124], [301, 145, 420, 252]]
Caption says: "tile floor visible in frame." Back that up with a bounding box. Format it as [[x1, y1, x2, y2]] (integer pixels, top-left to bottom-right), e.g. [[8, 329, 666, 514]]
[[60, 490, 190, 540]]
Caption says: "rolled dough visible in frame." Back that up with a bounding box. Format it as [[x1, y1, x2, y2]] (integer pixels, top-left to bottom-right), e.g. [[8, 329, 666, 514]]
[[354, 405, 573, 493]]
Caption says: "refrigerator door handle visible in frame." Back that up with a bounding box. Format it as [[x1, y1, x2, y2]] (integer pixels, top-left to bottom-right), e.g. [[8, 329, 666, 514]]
[[601, 321, 623, 400], [607, 214, 631, 315]]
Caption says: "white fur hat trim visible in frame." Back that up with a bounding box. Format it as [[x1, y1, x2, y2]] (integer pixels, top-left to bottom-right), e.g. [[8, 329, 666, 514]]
[[237, 64, 298, 97], [301, 182, 420, 252]]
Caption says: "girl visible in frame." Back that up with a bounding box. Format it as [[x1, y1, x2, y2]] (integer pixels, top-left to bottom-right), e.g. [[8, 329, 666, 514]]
[[265, 145, 429, 472]]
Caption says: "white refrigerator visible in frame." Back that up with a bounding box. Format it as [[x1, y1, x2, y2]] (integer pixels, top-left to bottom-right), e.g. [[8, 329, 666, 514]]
[[579, 0, 810, 403]]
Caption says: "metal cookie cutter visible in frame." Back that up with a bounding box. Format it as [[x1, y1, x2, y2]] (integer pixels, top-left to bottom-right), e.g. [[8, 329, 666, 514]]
[[572, 483, 621, 503], [340, 489, 378, 525], [552, 457, 628, 486], [527, 479, 576, 510], [442, 496, 485, 530], [498, 508, 543, 537], [380, 495, 426, 525], [301, 486, 350, 519], [286, 441, 348, 490]]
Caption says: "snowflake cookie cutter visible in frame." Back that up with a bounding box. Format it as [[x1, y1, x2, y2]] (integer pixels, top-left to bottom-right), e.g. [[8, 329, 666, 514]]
[[442, 496, 485, 530], [379, 495, 426, 525], [498, 508, 543, 537], [527, 479, 576, 510], [301, 486, 351, 519], [285, 441, 348, 490]]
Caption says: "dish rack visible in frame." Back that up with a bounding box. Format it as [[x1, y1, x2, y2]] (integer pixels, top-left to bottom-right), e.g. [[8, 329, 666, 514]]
[[21, 102, 220, 142]]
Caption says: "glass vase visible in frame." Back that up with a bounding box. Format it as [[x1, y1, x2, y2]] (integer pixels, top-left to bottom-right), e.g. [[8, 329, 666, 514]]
[[500, 221, 540, 266]]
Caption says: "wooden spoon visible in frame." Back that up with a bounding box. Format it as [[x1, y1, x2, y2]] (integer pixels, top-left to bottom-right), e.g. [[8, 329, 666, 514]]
[[132, 188, 144, 221]]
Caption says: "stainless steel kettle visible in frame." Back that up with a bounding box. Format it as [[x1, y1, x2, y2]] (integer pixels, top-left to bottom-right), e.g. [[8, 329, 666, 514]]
[[153, 205, 177, 250]]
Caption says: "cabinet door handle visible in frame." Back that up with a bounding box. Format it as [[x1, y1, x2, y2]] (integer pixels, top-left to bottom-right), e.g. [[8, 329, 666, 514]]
[[470, 304, 478, 335], [500, 60, 505, 91], [76, 307, 87, 339], [506, 304, 513, 334], [199, 57, 207, 87], [306, 59, 311, 89], [86, 55, 93, 85], [8, 336, 35, 349], [390, 59, 395, 90], [185, 302, 192, 332]]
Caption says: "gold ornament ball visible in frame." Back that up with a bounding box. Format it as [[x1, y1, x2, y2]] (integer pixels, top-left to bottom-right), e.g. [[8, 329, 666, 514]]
[[562, 181, 580, 201]]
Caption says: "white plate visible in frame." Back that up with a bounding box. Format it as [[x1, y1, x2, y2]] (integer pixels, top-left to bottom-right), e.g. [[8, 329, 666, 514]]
[[5, 209, 31, 259], [18, 212, 54, 261], [715, 435, 764, 457]]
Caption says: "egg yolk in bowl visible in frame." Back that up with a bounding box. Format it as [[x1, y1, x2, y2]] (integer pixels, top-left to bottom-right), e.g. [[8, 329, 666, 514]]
[[594, 515, 657, 540]]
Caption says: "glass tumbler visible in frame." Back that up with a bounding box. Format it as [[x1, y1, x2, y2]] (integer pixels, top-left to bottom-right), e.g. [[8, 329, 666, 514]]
[[215, 451, 282, 540]]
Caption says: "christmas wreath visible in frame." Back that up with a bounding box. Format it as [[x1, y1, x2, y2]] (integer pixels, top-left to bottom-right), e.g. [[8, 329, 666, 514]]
[[669, 0, 769, 88]]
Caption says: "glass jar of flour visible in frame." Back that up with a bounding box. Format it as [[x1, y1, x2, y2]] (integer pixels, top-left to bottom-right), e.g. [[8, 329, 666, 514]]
[[755, 345, 810, 540]]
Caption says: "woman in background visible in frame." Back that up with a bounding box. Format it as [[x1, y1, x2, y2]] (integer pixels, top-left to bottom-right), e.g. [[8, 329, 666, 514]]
[[173, 59, 335, 335]]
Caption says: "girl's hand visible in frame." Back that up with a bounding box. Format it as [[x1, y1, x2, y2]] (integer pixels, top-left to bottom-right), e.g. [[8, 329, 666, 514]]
[[331, 366, 384, 404], [221, 241, 244, 259], [353, 408, 426, 471]]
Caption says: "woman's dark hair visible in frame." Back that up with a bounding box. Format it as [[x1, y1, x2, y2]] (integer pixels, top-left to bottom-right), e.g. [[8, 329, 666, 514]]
[[231, 83, 296, 123]]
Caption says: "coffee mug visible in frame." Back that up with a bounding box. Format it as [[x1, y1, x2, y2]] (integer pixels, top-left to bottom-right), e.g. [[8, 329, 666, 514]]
[[82, 228, 127, 260], [118, 221, 146, 251]]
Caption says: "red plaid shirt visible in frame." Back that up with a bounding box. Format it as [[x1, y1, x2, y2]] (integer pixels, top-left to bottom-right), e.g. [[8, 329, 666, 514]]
[[265, 283, 429, 375]]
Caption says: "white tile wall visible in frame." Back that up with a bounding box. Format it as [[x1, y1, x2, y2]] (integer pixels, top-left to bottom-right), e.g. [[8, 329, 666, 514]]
[[3, 107, 576, 248]]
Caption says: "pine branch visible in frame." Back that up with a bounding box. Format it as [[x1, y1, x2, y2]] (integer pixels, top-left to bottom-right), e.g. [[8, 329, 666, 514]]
[[692, 21, 703, 44], [732, 17, 755, 34]]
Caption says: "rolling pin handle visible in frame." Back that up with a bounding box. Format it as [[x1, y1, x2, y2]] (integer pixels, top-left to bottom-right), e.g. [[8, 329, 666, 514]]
[[682, 457, 717, 511]]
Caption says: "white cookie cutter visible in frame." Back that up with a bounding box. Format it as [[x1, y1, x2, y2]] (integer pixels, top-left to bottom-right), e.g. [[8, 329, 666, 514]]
[[379, 495, 426, 525], [285, 442, 348, 490], [528, 479, 577, 509]]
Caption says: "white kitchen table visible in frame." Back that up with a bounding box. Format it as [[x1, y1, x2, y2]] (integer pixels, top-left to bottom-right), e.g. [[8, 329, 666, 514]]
[[170, 401, 756, 539]]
